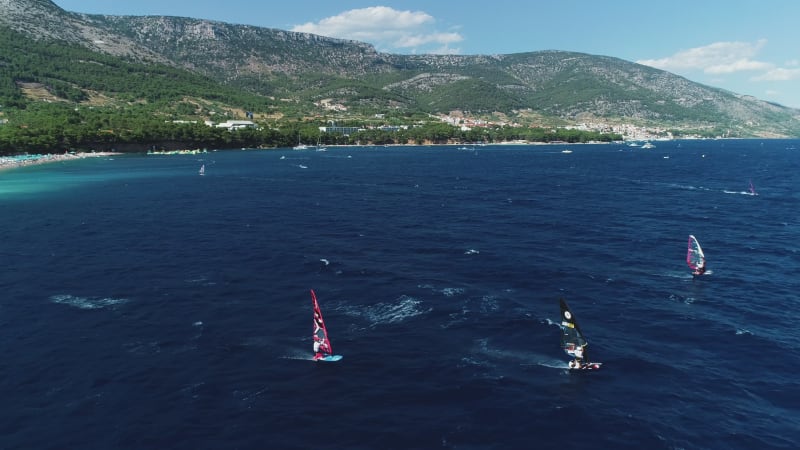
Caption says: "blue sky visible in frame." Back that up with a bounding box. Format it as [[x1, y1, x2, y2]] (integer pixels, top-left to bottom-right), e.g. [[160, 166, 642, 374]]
[[54, 0, 800, 108]]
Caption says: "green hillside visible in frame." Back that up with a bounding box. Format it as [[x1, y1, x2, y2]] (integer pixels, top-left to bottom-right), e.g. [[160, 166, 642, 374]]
[[0, 27, 624, 154], [2, 0, 799, 154]]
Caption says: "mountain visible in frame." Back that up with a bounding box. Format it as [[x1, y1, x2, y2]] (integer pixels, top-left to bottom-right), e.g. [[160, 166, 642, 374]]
[[2, 0, 799, 137], [0, 0, 166, 62]]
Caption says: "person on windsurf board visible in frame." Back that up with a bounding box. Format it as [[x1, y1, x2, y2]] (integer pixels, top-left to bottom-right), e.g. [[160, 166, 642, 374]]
[[310, 289, 342, 362], [312, 304, 329, 361], [560, 298, 602, 371], [687, 235, 707, 277]]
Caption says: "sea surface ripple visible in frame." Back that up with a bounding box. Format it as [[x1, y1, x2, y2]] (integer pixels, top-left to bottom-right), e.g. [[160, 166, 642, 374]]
[[1, 140, 798, 449]]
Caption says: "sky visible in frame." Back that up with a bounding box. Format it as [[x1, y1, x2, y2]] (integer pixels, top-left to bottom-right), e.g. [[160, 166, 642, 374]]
[[53, 0, 800, 109]]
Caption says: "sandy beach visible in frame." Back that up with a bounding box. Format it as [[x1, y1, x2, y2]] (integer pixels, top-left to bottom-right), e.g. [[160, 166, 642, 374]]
[[0, 152, 120, 171]]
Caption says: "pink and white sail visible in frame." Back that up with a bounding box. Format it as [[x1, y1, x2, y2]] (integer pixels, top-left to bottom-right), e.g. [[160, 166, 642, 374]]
[[686, 235, 706, 275], [311, 289, 333, 360]]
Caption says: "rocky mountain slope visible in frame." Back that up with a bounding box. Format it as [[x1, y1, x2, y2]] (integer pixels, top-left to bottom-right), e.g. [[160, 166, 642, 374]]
[[2, 0, 799, 136]]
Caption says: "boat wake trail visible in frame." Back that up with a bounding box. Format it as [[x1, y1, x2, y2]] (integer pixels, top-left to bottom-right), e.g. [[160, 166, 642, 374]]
[[475, 338, 567, 369], [533, 359, 570, 369], [281, 351, 315, 361]]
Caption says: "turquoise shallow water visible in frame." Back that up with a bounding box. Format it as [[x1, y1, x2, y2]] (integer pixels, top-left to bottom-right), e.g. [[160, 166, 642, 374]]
[[1, 141, 799, 449]]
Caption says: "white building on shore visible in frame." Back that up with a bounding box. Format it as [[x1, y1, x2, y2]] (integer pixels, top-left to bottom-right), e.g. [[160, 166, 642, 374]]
[[213, 120, 257, 131]]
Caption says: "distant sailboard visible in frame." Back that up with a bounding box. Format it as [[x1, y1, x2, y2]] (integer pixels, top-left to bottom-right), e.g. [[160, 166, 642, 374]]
[[748, 180, 758, 196], [311, 289, 343, 362], [198, 164, 205, 176], [686, 235, 707, 276], [559, 298, 601, 371]]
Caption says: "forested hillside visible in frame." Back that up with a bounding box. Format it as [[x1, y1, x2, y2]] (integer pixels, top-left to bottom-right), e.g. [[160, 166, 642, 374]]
[[0, 26, 622, 154], [0, 0, 798, 155]]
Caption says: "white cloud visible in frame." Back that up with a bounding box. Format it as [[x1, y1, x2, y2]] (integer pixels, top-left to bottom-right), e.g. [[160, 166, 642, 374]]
[[428, 44, 461, 55], [705, 59, 772, 74], [637, 40, 772, 74], [395, 32, 462, 48], [753, 67, 800, 81], [291, 6, 463, 54]]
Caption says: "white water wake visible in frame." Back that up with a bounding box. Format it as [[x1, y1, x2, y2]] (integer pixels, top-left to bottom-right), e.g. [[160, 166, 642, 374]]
[[49, 294, 129, 310]]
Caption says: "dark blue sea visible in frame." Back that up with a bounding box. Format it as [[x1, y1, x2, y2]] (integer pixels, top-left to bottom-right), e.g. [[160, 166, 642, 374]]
[[1, 140, 799, 449]]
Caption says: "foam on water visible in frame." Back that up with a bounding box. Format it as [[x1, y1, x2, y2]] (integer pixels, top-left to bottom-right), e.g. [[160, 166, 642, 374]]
[[474, 338, 569, 369], [49, 294, 129, 310], [346, 295, 432, 326]]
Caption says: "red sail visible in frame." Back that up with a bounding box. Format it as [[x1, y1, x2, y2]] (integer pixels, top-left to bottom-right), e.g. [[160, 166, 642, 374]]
[[311, 289, 333, 358]]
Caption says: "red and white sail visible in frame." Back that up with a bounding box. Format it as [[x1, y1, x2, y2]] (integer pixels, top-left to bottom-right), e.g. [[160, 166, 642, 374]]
[[686, 235, 706, 274], [311, 289, 333, 360]]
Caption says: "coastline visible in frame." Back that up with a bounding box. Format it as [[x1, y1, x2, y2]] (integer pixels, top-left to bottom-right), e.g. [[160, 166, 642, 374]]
[[0, 152, 120, 172]]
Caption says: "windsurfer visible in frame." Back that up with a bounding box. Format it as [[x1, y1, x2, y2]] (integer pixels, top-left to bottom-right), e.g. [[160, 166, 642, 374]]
[[313, 312, 325, 357], [313, 339, 324, 360], [568, 345, 585, 369], [693, 266, 706, 276]]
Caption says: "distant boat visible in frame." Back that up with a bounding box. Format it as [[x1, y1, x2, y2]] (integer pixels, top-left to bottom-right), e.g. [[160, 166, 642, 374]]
[[560, 298, 601, 371], [687, 235, 707, 276], [748, 180, 758, 196], [293, 134, 309, 150], [198, 164, 205, 176], [311, 290, 343, 362], [561, 149, 573, 154], [641, 142, 656, 149]]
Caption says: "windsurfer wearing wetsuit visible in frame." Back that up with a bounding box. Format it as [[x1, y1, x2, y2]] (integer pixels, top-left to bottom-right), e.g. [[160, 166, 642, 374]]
[[313, 339, 325, 360], [313, 311, 324, 359], [569, 345, 586, 369]]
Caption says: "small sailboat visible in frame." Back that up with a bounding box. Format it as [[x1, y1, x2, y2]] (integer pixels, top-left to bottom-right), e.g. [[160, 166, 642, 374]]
[[559, 298, 601, 371], [198, 164, 205, 176], [311, 289, 343, 362], [686, 234, 707, 276], [293, 133, 309, 150], [316, 136, 327, 151]]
